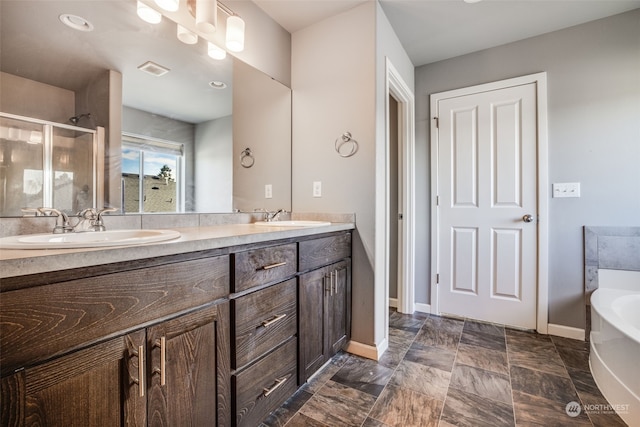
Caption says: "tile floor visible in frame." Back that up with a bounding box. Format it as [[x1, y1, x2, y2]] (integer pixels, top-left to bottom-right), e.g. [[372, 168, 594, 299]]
[[261, 309, 628, 427]]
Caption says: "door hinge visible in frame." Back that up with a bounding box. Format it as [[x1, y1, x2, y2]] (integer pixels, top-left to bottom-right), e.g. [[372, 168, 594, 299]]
[[436, 195, 439, 206], [436, 273, 439, 284], [433, 117, 439, 128], [398, 213, 403, 220]]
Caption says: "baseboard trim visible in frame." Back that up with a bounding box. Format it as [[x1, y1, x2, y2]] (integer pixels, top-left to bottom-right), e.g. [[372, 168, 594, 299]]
[[388, 298, 398, 308], [548, 323, 585, 341], [345, 338, 388, 361], [415, 302, 431, 314]]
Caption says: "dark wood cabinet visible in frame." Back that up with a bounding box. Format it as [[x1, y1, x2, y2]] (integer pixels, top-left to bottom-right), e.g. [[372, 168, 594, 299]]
[[1, 228, 353, 427], [1, 330, 146, 427], [299, 260, 351, 383], [230, 244, 299, 427], [0, 253, 231, 427], [147, 303, 230, 427], [298, 231, 351, 384]]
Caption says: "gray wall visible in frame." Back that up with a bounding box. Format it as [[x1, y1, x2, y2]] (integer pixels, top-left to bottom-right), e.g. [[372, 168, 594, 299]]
[[195, 116, 233, 213], [415, 9, 640, 329], [292, 2, 414, 348]]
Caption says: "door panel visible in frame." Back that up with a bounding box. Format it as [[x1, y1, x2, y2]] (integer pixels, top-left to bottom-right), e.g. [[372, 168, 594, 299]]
[[437, 83, 537, 329]]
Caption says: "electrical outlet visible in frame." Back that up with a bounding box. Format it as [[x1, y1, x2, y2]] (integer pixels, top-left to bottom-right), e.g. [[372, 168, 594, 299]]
[[313, 181, 322, 198], [553, 182, 580, 198], [265, 184, 272, 199]]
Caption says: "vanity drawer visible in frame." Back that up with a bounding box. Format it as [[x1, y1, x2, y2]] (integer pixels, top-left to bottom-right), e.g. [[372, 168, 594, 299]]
[[233, 338, 297, 427], [233, 243, 297, 292], [233, 278, 297, 369], [0, 255, 229, 375], [299, 232, 351, 271]]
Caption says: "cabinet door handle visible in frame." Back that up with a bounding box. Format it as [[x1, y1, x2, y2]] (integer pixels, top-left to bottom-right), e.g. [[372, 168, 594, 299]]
[[261, 313, 287, 328], [261, 261, 287, 270], [131, 345, 145, 397], [333, 269, 338, 294], [329, 271, 333, 296], [153, 336, 166, 386], [263, 376, 288, 397]]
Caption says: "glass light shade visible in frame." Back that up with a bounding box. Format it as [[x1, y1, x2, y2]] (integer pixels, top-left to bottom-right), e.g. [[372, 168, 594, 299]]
[[196, 0, 217, 33], [207, 42, 226, 60], [226, 15, 245, 52], [137, 1, 162, 24], [154, 0, 179, 12], [177, 25, 198, 44]]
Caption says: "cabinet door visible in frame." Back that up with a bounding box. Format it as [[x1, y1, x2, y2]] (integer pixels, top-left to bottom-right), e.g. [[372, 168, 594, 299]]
[[1, 330, 146, 427], [327, 260, 351, 356], [298, 267, 328, 384], [147, 302, 230, 427]]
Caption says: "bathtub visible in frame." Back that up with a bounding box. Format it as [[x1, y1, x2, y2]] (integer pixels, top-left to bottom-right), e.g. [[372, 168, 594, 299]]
[[590, 268, 640, 426]]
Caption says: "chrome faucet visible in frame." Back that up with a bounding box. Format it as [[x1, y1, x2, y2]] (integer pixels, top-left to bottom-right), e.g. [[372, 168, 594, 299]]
[[37, 207, 118, 233], [74, 207, 118, 232], [254, 208, 286, 222], [265, 209, 285, 222], [37, 208, 74, 234]]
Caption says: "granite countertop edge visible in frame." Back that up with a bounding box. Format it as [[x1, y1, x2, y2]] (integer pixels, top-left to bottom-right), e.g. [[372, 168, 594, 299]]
[[0, 223, 355, 280]]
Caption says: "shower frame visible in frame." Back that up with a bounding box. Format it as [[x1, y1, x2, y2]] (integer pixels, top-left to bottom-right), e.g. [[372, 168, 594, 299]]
[[0, 111, 105, 215]]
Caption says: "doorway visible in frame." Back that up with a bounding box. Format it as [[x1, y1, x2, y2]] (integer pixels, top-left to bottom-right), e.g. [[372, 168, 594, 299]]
[[430, 73, 549, 332], [385, 59, 415, 319]]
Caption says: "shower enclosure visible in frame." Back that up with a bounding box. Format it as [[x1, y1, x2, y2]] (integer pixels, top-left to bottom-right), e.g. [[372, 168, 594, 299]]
[[0, 112, 104, 217]]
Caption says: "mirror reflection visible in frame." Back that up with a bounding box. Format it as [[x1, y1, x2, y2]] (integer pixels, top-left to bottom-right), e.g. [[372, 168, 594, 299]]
[[0, 0, 291, 217]]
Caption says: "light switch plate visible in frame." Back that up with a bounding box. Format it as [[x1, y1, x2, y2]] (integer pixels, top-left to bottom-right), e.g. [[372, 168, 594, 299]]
[[553, 182, 580, 198], [265, 184, 272, 199], [313, 181, 322, 197]]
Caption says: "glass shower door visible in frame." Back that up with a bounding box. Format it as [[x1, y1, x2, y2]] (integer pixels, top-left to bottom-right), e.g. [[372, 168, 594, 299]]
[[0, 113, 101, 216]]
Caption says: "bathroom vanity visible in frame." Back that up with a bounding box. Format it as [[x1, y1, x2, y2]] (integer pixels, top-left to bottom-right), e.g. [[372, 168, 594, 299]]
[[0, 223, 353, 426]]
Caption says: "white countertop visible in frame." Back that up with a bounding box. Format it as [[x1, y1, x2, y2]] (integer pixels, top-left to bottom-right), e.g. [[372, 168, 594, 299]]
[[0, 223, 354, 279]]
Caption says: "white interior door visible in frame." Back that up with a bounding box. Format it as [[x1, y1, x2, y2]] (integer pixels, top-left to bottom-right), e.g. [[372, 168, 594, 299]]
[[435, 82, 538, 329]]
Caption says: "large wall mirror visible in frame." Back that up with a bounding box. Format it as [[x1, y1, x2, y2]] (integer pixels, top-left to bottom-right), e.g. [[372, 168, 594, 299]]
[[0, 0, 291, 217]]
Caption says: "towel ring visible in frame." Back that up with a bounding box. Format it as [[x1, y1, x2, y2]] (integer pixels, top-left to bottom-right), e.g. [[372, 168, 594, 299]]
[[240, 148, 254, 168], [335, 132, 358, 158]]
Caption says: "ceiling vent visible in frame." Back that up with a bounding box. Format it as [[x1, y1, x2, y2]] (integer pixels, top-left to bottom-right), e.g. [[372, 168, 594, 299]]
[[137, 61, 170, 77]]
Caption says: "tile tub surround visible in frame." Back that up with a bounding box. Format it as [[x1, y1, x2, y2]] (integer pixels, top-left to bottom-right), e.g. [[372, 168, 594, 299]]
[[262, 309, 627, 427], [583, 226, 640, 340]]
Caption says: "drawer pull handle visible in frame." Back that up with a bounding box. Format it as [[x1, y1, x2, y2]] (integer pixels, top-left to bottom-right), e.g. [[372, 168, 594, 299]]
[[261, 313, 287, 328], [261, 261, 287, 270], [263, 376, 288, 397]]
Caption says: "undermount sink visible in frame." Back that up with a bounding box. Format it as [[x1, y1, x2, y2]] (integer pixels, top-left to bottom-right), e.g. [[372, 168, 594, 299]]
[[0, 229, 181, 249], [253, 220, 331, 227]]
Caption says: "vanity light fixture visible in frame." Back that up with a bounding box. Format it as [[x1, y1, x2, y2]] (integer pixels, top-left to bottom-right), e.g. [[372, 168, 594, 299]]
[[137, 1, 162, 24], [177, 24, 198, 44], [135, 0, 246, 52], [463, 0, 483, 3], [196, 0, 217, 33], [207, 42, 226, 60], [154, 0, 179, 12], [59, 14, 94, 32], [225, 15, 245, 52]]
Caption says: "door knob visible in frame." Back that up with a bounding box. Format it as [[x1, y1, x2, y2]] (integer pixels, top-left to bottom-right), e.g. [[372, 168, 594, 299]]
[[522, 214, 534, 223]]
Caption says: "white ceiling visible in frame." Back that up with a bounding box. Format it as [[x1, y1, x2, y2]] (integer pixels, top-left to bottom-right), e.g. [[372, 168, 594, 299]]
[[253, 0, 640, 66]]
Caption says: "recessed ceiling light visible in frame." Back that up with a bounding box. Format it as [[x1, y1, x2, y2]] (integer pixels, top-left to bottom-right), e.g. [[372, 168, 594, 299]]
[[59, 14, 94, 32], [463, 0, 483, 3], [209, 81, 227, 89], [138, 61, 170, 77]]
